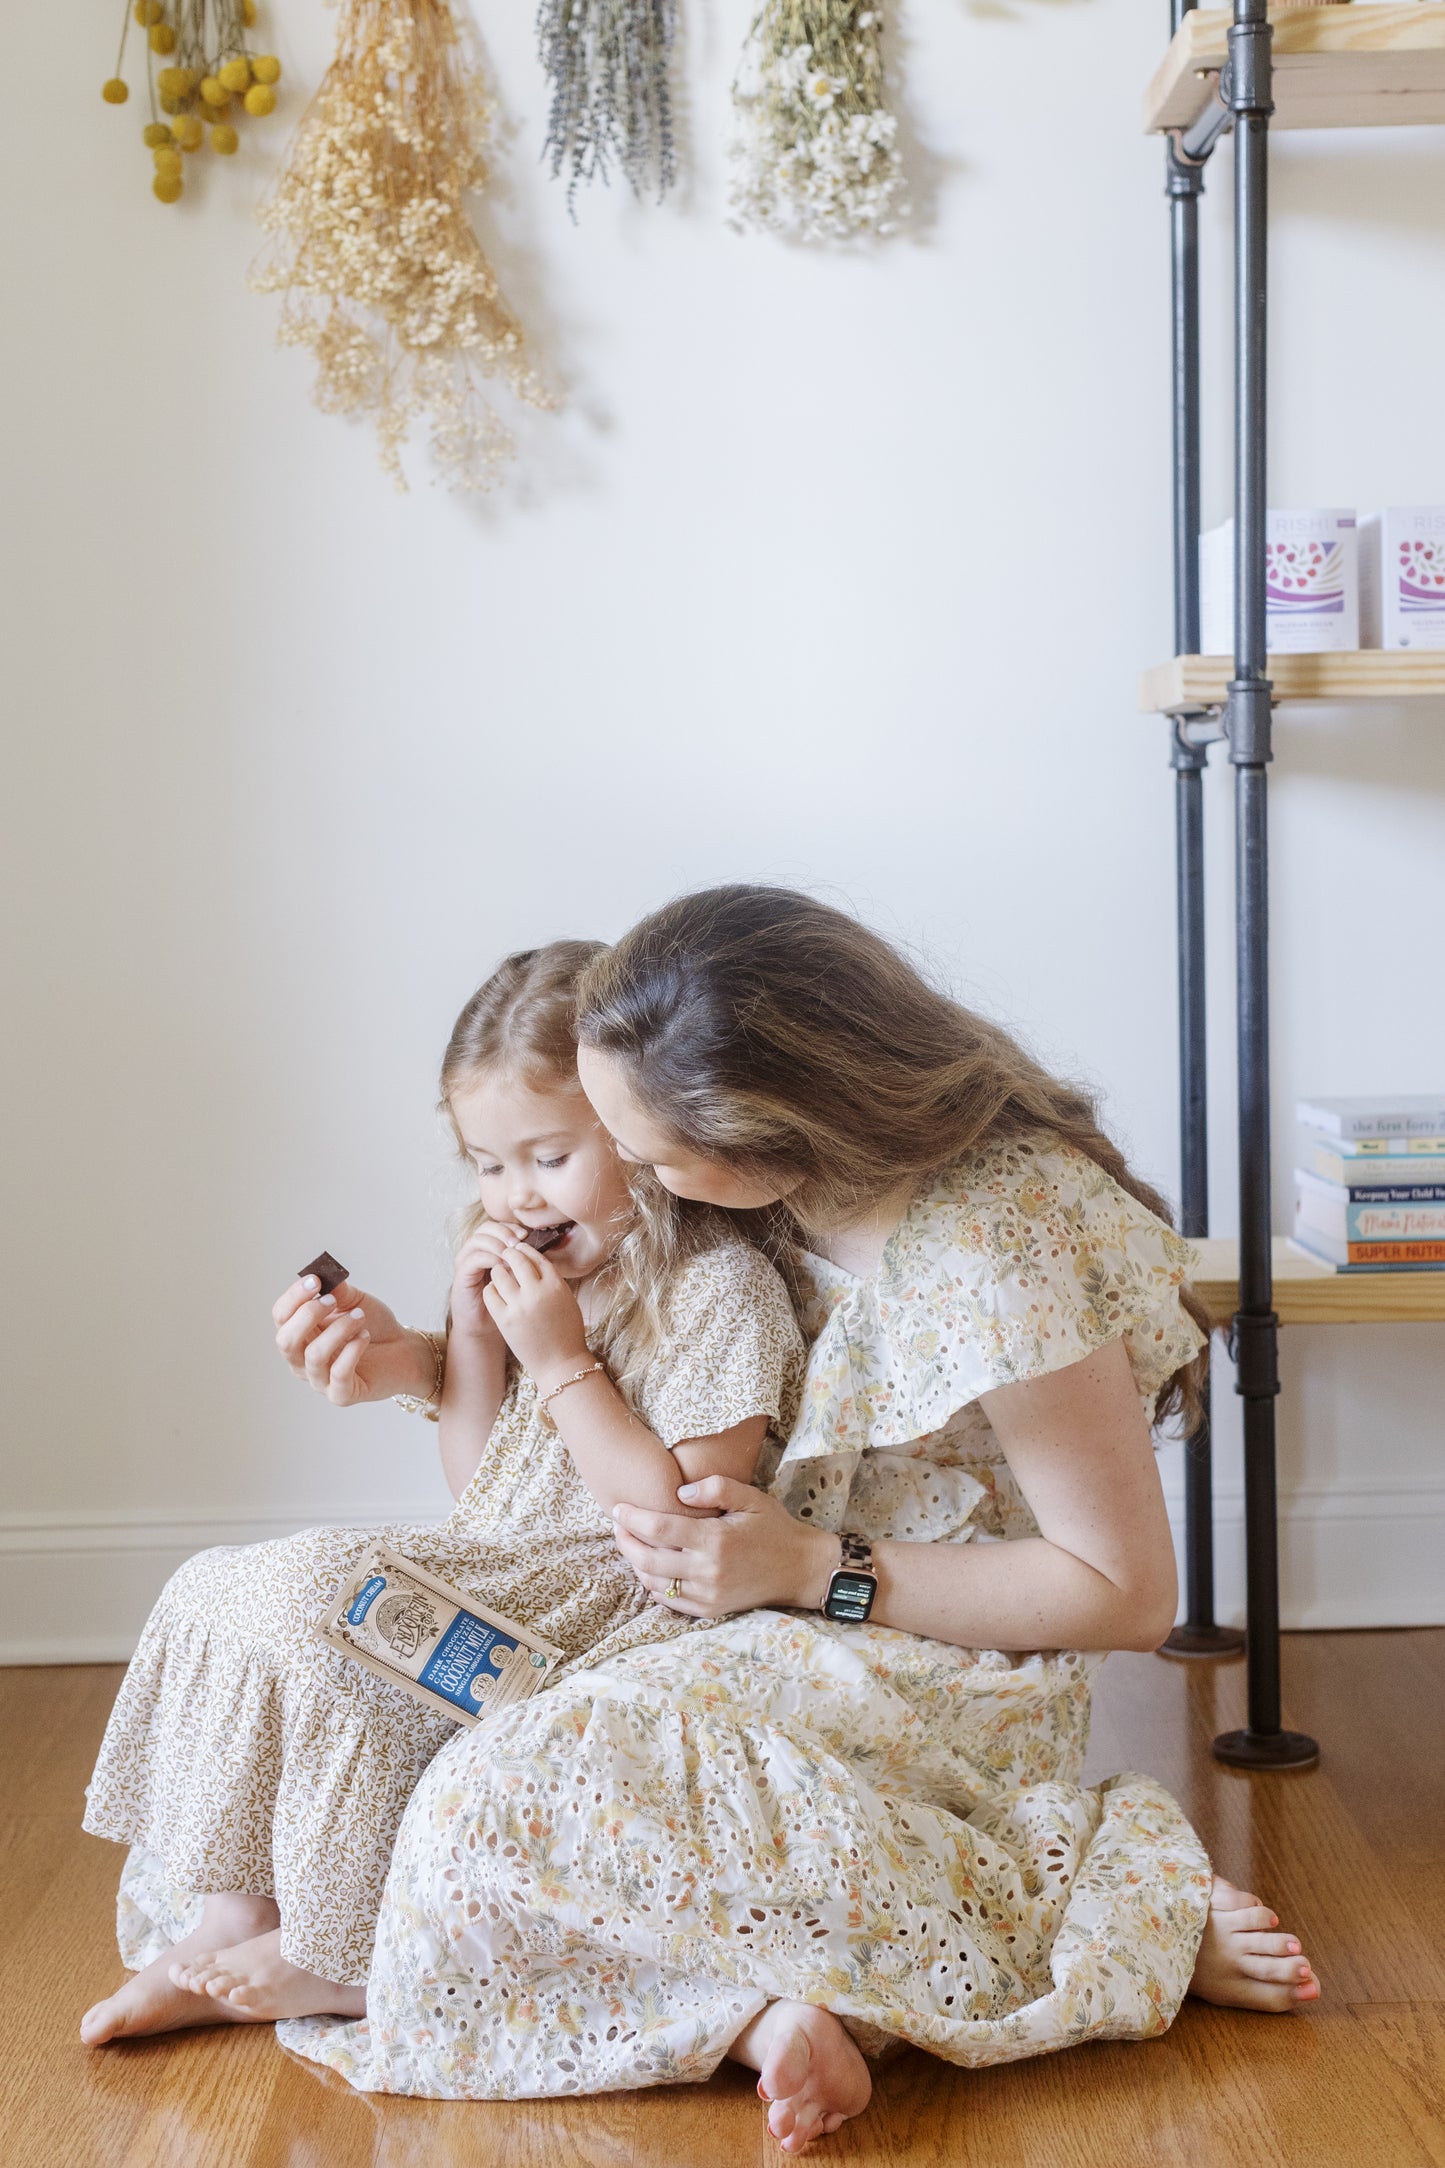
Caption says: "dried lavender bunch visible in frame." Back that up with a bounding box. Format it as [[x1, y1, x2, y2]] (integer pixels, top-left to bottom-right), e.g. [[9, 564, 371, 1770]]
[[730, 0, 905, 241], [538, 0, 676, 210], [250, 0, 553, 491]]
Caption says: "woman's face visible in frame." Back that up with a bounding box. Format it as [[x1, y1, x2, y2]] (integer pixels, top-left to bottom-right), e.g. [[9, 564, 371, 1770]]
[[576, 1046, 798, 1210]]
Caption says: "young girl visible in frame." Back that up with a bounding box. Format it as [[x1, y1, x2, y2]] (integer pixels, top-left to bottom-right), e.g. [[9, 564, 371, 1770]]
[[80, 940, 802, 2045], [279, 887, 1315, 2156]]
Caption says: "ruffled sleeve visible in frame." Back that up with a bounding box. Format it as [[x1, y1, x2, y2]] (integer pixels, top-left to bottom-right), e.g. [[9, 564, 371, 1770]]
[[636, 1241, 804, 1449], [770, 1139, 1204, 1525]]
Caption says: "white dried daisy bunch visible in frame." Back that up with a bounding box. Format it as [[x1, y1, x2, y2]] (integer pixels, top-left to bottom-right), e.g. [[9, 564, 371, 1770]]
[[538, 0, 676, 211], [729, 0, 905, 241], [250, 0, 552, 491]]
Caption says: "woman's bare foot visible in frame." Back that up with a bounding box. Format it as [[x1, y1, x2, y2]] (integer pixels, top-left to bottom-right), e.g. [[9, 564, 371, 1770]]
[[730, 2000, 872, 2155], [169, 1927, 366, 2022], [1189, 1876, 1320, 2013], [80, 1893, 280, 2044]]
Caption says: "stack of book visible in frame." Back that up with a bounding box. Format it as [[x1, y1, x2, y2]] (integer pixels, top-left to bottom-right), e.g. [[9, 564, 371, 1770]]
[[1294, 1096, 1445, 1272]]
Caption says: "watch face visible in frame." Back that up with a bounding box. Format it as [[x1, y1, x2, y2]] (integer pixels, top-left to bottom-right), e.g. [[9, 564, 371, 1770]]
[[824, 1571, 877, 1623]]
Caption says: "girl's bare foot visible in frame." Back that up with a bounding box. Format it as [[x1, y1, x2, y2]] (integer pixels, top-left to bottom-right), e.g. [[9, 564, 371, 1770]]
[[80, 1893, 280, 2044], [730, 2000, 872, 2155], [169, 1927, 366, 2022], [1189, 1875, 1321, 2013]]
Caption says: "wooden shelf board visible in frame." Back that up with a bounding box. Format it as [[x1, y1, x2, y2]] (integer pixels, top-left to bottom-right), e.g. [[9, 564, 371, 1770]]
[[1189, 1235, 1445, 1326], [1140, 649, 1445, 713], [1146, 4, 1445, 135]]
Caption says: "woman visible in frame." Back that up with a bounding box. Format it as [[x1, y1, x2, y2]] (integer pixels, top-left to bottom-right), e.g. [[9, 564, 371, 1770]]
[[284, 887, 1315, 2153]]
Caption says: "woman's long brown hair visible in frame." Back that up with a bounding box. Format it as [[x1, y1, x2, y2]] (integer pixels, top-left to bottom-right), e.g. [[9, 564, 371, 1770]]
[[576, 886, 1207, 1428]]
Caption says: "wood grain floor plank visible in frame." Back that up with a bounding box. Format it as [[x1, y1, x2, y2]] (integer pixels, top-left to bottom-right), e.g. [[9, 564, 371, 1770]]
[[5, 1635, 1441, 2168]]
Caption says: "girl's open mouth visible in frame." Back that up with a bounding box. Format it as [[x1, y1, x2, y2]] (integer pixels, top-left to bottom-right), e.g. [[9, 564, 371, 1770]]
[[522, 1222, 574, 1253]]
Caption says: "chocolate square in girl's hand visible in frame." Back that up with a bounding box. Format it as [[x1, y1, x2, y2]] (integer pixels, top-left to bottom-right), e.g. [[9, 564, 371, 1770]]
[[300, 1250, 349, 1295]]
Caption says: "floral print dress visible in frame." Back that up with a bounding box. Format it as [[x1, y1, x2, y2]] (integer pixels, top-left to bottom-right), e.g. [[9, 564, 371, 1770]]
[[83, 1239, 802, 1986], [281, 1138, 1215, 2095]]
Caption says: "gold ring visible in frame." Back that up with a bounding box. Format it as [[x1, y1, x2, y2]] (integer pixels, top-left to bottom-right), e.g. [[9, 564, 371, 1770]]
[[666, 1577, 683, 1600]]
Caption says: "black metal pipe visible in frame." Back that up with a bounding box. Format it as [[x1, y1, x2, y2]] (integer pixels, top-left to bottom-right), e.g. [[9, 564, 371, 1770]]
[[1213, 0, 1317, 1769]]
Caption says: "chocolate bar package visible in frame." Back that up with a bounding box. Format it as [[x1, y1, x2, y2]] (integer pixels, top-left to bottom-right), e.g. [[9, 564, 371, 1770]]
[[315, 1545, 563, 1725]]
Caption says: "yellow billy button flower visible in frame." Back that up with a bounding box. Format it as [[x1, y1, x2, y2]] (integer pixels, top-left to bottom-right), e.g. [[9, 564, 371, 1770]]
[[143, 121, 171, 146], [102, 77, 129, 103], [200, 76, 226, 104], [211, 123, 239, 153], [242, 0, 257, 19], [243, 81, 275, 116], [218, 56, 251, 92], [159, 91, 181, 113], [149, 22, 176, 52], [172, 113, 204, 149], [153, 172, 183, 202], [152, 144, 183, 174], [133, 0, 163, 22], [156, 65, 188, 97], [250, 54, 281, 84]]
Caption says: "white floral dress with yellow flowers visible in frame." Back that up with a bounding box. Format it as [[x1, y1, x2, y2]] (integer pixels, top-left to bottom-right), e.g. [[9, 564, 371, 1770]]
[[281, 1139, 1214, 2096], [83, 1239, 802, 1987]]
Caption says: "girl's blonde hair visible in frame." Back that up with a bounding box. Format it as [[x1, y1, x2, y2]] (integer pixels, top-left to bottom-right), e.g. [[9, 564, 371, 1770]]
[[440, 941, 727, 1400], [575, 887, 1208, 1429]]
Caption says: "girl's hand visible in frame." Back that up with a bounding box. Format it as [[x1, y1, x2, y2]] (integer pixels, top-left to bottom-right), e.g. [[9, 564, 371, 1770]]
[[272, 1276, 434, 1408], [482, 1242, 591, 1385], [611, 1477, 839, 1619], [451, 1222, 524, 1341]]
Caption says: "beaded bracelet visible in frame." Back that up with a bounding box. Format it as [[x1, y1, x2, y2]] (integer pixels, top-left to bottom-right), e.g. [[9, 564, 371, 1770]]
[[393, 1330, 447, 1421], [539, 1360, 605, 1416]]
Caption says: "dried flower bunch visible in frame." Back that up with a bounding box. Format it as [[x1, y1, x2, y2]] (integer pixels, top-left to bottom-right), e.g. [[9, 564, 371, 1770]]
[[102, 0, 282, 202], [249, 0, 551, 492], [537, 0, 676, 210], [730, 0, 905, 241]]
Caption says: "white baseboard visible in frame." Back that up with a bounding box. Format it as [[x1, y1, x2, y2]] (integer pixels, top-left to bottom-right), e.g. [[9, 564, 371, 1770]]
[[0, 1505, 433, 1665], [1, 1485, 1441, 1663], [1163, 1481, 1445, 1631]]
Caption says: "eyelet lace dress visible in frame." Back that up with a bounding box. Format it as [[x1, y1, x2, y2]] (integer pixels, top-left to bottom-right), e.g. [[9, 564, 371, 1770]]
[[279, 1139, 1215, 2096], [83, 1239, 802, 1986]]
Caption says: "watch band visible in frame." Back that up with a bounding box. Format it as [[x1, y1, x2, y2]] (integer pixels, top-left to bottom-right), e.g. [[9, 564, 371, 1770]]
[[823, 1531, 878, 1624]]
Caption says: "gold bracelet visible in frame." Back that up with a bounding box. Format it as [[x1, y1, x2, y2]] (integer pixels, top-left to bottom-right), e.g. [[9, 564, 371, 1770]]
[[539, 1360, 605, 1416], [393, 1330, 446, 1421]]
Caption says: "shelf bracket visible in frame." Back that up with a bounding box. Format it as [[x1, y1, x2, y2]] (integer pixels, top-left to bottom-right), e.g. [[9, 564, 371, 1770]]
[[1174, 77, 1233, 166]]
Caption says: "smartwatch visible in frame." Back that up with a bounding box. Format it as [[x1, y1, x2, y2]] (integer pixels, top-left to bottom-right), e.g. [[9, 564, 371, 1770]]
[[822, 1532, 878, 1624]]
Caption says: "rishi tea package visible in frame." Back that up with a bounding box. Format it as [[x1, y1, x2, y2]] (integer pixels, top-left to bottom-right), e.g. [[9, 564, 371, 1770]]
[[1200, 510, 1359, 654], [1360, 509, 1445, 650], [315, 1546, 563, 1725]]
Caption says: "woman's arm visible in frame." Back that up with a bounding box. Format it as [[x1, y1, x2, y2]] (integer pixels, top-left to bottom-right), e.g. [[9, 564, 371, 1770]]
[[611, 1338, 1180, 1655]]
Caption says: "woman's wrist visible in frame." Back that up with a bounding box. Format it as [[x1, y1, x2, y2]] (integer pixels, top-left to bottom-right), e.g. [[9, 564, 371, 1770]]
[[789, 1524, 842, 1611]]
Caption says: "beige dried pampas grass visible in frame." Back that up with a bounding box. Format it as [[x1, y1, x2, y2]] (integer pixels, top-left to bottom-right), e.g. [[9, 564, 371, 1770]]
[[250, 0, 553, 491]]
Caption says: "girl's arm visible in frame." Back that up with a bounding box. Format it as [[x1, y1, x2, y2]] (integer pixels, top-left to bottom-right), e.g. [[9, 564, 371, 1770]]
[[611, 1338, 1180, 1655], [483, 1241, 766, 1517], [437, 1225, 520, 1502]]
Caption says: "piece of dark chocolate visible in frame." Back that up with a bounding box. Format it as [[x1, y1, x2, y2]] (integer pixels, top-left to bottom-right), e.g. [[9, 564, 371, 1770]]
[[522, 1225, 568, 1254], [300, 1250, 349, 1295]]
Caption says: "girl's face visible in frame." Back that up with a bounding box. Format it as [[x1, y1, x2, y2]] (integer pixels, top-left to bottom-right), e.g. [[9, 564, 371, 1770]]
[[449, 1068, 635, 1281], [576, 1046, 798, 1210]]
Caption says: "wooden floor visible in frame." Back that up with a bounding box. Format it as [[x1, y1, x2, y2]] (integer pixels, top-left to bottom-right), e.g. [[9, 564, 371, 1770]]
[[4, 1635, 1443, 2168]]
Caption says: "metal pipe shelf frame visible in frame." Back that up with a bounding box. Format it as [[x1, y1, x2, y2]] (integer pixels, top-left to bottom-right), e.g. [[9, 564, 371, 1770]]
[[1157, 0, 1318, 1765]]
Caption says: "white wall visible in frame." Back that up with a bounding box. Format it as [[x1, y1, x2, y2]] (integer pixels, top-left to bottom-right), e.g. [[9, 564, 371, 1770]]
[[3, 0, 1443, 1659]]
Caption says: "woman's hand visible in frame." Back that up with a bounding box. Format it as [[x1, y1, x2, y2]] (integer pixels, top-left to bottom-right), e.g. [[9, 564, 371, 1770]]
[[272, 1276, 435, 1408], [482, 1242, 591, 1386], [611, 1477, 839, 1619]]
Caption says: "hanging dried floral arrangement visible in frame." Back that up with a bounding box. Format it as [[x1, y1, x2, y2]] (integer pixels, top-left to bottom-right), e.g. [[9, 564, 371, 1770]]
[[249, 0, 552, 492], [729, 0, 905, 241], [101, 0, 282, 204], [537, 0, 676, 210]]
